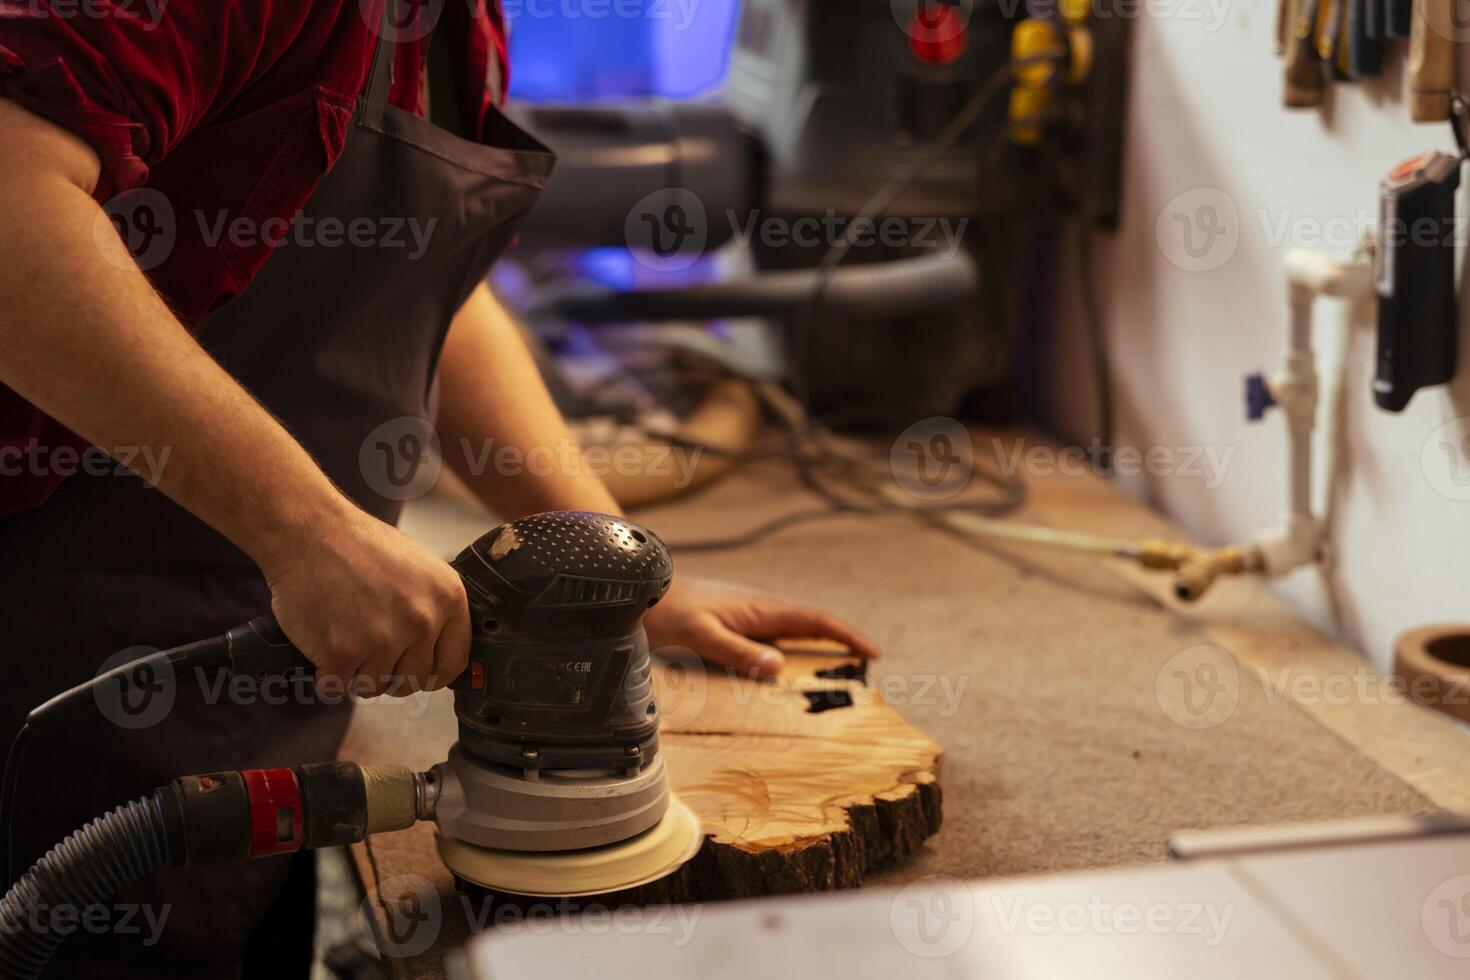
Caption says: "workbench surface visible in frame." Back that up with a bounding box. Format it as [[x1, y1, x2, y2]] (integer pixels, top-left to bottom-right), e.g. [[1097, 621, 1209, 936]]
[[346, 430, 1470, 978]]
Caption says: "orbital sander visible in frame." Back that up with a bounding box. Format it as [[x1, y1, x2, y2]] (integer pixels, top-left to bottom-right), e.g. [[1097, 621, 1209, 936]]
[[0, 512, 702, 976], [431, 510, 701, 894]]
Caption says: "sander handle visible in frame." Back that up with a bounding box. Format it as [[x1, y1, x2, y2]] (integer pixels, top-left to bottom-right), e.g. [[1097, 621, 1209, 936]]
[[225, 615, 315, 682], [226, 614, 476, 690]]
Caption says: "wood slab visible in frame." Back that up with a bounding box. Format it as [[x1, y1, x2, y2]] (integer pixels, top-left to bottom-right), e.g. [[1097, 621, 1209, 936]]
[[343, 649, 943, 978]]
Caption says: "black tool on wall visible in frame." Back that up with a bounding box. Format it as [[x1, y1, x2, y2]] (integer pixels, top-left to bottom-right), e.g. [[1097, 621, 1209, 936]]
[[1385, 0, 1413, 37], [1373, 149, 1461, 412], [1346, 0, 1385, 78]]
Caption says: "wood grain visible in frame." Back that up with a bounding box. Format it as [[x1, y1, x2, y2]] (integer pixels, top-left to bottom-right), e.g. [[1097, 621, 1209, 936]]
[[345, 650, 943, 977], [602, 649, 942, 901]]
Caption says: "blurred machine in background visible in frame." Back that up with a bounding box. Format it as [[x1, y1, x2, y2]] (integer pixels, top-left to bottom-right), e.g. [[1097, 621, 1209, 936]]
[[496, 0, 1131, 433]]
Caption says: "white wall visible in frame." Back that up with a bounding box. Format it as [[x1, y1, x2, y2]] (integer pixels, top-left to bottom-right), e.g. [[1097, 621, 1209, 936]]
[[1043, 2, 1470, 669]]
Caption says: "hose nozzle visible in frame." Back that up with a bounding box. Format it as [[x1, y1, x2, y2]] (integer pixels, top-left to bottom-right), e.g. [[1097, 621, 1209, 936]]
[[1134, 540, 1265, 602]]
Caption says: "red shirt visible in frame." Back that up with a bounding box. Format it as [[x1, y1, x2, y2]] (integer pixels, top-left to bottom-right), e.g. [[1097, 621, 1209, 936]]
[[0, 0, 509, 515]]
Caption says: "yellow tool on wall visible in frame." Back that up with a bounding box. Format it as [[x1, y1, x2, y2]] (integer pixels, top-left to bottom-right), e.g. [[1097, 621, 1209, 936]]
[[1009, 0, 1093, 145], [1284, 0, 1328, 106]]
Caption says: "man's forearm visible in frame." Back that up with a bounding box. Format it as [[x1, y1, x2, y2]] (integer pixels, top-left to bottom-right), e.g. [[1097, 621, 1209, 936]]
[[0, 100, 355, 567], [436, 283, 622, 519]]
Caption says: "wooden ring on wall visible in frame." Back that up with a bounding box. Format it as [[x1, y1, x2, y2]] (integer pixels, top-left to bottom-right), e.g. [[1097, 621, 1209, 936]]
[[1393, 625, 1470, 726]]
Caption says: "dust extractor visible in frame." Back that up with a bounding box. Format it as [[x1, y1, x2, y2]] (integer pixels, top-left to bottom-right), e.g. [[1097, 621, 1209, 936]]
[[0, 511, 701, 978]]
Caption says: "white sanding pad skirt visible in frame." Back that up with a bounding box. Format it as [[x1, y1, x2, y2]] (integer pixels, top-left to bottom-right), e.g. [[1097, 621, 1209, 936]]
[[436, 795, 703, 897]]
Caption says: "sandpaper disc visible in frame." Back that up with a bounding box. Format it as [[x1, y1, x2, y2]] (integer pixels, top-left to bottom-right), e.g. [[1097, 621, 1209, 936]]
[[436, 795, 703, 897]]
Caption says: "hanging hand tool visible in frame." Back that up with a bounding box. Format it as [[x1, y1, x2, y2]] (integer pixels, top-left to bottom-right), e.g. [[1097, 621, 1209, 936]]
[[1345, 0, 1385, 78], [1284, 0, 1328, 107], [1318, 0, 1348, 79], [1007, 0, 1093, 147], [1408, 0, 1455, 121], [1374, 147, 1461, 410], [1386, 0, 1414, 36]]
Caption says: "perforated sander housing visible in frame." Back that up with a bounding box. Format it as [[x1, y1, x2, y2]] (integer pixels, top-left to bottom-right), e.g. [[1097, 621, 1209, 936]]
[[432, 512, 677, 856]]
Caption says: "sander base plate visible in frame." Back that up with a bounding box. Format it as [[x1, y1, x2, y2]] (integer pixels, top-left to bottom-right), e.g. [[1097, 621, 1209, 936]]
[[436, 795, 703, 897]]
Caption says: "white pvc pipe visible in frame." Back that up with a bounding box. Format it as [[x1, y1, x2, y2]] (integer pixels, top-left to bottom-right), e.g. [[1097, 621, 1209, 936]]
[[1252, 249, 1373, 576]]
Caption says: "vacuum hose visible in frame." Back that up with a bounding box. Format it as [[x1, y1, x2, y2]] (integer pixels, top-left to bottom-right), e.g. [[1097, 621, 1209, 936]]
[[0, 797, 170, 979], [0, 764, 427, 978], [0, 512, 671, 971], [525, 250, 979, 324]]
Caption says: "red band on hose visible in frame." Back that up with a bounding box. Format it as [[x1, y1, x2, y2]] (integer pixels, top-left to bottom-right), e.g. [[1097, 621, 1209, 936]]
[[242, 768, 303, 858]]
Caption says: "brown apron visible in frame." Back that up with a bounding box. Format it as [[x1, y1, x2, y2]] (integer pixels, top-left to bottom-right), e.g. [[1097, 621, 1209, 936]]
[[0, 12, 552, 978]]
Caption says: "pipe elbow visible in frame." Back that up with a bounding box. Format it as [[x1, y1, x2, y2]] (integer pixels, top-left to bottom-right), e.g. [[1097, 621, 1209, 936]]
[[1284, 248, 1373, 300], [1253, 518, 1322, 577]]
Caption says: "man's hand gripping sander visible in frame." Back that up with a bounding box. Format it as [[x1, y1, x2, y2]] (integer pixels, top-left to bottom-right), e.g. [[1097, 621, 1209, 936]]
[[0, 512, 702, 978]]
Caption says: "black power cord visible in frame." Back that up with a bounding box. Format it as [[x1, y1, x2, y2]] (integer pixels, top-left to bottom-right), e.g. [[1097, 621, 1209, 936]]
[[1076, 222, 1114, 472], [0, 640, 230, 887], [789, 46, 1067, 418], [1, 622, 309, 888], [0, 725, 30, 889], [656, 377, 1027, 553], [660, 49, 1067, 554]]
